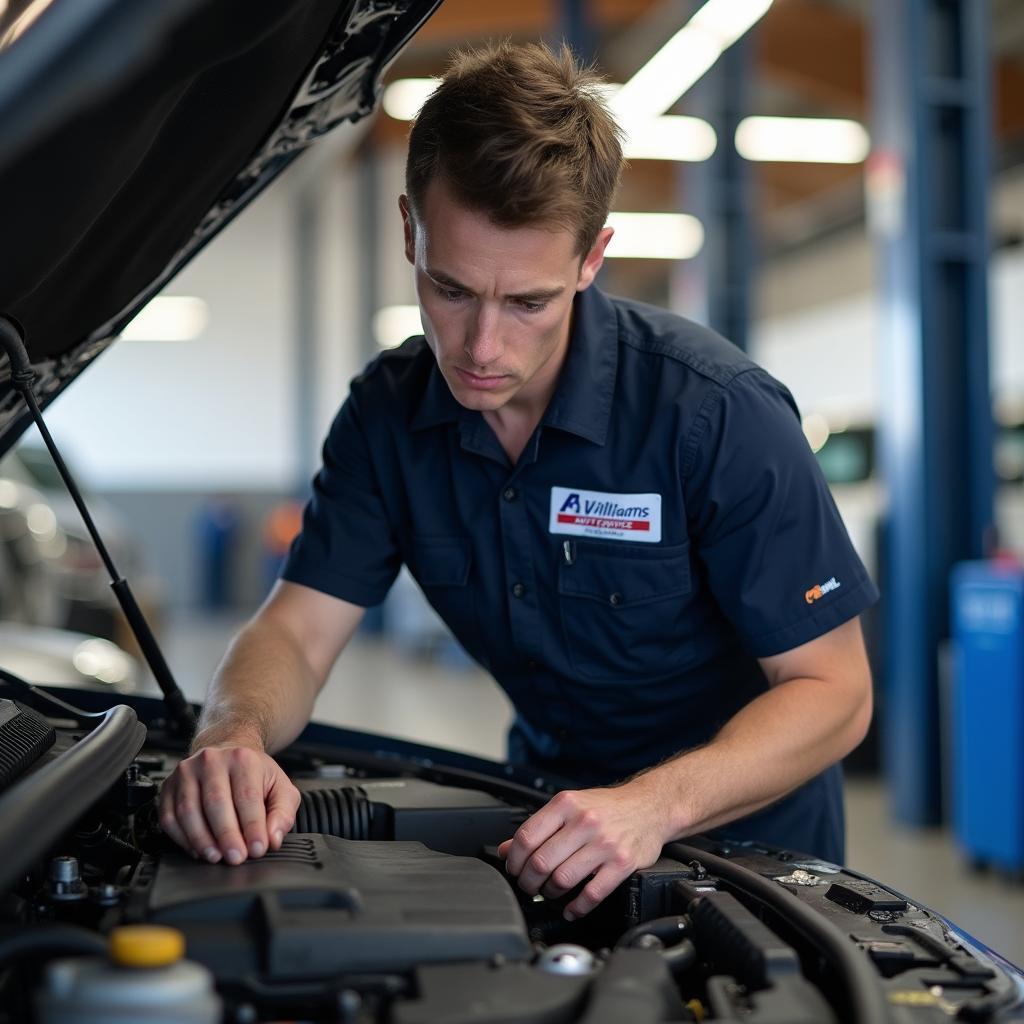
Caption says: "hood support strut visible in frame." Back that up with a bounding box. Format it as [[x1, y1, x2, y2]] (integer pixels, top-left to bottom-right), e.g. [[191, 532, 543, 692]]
[[0, 316, 196, 737]]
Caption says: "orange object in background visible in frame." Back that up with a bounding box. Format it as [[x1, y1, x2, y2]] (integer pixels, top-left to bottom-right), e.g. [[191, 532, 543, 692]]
[[262, 501, 304, 593], [263, 501, 303, 557]]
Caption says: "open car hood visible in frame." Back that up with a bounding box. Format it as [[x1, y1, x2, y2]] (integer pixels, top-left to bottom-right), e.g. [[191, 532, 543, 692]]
[[0, 0, 441, 457]]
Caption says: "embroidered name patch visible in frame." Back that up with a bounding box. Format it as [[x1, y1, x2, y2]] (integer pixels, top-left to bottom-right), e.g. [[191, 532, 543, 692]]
[[549, 487, 662, 543]]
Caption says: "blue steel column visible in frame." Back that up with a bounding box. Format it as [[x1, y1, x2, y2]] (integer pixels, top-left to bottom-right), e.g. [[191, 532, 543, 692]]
[[870, 0, 995, 825], [559, 0, 593, 59], [678, 35, 753, 351]]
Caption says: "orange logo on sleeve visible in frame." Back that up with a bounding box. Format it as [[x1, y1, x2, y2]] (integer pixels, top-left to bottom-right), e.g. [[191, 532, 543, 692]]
[[805, 576, 841, 604]]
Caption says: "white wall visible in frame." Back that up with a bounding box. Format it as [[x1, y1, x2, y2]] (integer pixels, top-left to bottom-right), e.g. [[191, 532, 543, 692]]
[[39, 124, 374, 493], [43, 175, 298, 491], [752, 242, 1024, 422]]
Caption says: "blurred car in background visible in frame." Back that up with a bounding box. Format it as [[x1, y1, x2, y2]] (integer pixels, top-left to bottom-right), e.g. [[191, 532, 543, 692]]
[[0, 446, 163, 647], [0, 621, 143, 692]]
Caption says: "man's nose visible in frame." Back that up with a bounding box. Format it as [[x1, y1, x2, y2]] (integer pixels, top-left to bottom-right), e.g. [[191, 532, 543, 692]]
[[464, 307, 503, 367]]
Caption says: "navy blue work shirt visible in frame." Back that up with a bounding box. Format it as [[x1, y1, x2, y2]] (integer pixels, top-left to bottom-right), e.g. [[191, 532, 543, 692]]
[[282, 285, 879, 863]]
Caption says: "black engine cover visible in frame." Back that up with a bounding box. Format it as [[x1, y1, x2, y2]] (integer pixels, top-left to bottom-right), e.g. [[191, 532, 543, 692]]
[[140, 834, 531, 981]]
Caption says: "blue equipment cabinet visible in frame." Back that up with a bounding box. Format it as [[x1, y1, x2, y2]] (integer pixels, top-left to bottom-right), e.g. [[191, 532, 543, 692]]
[[951, 562, 1024, 871]]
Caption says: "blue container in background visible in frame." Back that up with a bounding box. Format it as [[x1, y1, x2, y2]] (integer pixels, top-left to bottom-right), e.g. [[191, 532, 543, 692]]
[[951, 562, 1024, 871]]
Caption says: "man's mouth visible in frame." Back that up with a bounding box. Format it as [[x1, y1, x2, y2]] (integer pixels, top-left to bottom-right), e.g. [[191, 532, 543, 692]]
[[454, 366, 510, 390]]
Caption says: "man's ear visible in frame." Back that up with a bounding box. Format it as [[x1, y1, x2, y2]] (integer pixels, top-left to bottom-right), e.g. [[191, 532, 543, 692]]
[[399, 194, 416, 265], [576, 226, 614, 291]]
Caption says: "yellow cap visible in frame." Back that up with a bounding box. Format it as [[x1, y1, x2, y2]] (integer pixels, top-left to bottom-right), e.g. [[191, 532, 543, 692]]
[[108, 925, 185, 968]]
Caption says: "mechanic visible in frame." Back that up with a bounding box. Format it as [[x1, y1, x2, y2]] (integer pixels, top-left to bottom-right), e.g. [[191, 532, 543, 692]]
[[160, 41, 877, 920]]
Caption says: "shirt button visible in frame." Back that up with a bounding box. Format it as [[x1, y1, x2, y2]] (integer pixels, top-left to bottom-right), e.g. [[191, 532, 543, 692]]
[[609, 592, 623, 606], [511, 582, 526, 599], [503, 487, 518, 502], [527, 659, 538, 671]]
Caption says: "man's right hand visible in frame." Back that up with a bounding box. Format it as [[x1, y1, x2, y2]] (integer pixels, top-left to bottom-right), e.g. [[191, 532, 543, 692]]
[[158, 744, 301, 865]]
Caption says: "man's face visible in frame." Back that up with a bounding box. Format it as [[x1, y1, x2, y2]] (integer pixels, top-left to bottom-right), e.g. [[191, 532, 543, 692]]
[[400, 179, 611, 413]]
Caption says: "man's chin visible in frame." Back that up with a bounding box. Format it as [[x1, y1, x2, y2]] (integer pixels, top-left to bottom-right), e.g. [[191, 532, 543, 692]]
[[451, 387, 511, 412]]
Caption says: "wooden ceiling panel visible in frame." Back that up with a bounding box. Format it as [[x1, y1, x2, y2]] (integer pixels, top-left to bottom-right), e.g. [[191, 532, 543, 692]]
[[996, 59, 1024, 140], [412, 0, 660, 47], [757, 0, 866, 116]]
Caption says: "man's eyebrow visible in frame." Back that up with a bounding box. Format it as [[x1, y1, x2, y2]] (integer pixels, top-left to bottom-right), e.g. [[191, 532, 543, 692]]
[[425, 268, 473, 292], [425, 267, 565, 302], [508, 285, 566, 302]]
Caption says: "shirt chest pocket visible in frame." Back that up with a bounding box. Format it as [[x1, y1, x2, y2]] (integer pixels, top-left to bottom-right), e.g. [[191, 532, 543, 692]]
[[557, 540, 694, 683], [409, 535, 483, 661]]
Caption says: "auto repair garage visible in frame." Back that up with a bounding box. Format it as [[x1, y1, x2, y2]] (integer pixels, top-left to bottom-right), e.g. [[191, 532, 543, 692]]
[[1, 1, 1023, 1022]]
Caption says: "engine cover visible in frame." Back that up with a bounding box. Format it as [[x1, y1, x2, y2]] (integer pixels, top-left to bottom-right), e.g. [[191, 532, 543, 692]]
[[136, 834, 531, 982]]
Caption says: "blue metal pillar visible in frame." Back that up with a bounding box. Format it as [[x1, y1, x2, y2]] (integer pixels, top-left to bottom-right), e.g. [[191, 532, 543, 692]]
[[559, 0, 594, 60], [677, 35, 753, 351], [869, 0, 995, 825]]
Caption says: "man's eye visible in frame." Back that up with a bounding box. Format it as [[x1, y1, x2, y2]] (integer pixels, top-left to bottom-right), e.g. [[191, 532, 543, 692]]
[[433, 284, 465, 303], [516, 299, 547, 314]]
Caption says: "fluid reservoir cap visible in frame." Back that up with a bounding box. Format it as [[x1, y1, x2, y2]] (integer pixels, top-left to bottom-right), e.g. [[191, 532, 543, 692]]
[[536, 944, 596, 976], [108, 925, 185, 968]]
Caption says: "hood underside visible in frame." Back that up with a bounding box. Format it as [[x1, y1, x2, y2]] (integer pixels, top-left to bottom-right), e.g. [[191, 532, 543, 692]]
[[0, 0, 439, 456]]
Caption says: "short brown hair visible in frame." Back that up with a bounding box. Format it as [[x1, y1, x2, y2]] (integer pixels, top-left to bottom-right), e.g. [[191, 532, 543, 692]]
[[405, 41, 624, 256]]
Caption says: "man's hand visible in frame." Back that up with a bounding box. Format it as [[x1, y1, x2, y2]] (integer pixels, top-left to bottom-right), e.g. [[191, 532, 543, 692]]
[[158, 744, 301, 866], [497, 776, 671, 920]]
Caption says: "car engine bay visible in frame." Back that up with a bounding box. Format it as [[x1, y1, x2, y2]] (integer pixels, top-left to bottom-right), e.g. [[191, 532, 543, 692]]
[[0, 684, 1022, 1024]]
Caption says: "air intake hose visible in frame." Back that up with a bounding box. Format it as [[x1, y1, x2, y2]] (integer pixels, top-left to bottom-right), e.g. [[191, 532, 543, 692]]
[[291, 785, 373, 839]]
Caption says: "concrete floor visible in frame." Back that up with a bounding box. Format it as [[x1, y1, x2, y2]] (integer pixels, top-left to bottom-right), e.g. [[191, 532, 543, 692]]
[[164, 610, 1024, 969]]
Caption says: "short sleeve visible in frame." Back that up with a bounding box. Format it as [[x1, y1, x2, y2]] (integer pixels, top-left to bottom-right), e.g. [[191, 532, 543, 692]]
[[280, 391, 402, 607], [685, 369, 878, 657]]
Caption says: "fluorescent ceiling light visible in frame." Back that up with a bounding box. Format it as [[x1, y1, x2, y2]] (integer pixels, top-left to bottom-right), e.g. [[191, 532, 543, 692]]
[[383, 78, 439, 121], [735, 116, 870, 163], [606, 213, 704, 260], [121, 296, 208, 342], [610, 0, 773, 124], [690, 0, 775, 48], [374, 305, 423, 349], [623, 116, 716, 162], [0, 0, 54, 49], [384, 78, 716, 163]]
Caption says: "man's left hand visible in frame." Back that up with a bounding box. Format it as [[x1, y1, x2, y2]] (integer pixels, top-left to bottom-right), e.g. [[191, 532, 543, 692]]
[[497, 776, 673, 920]]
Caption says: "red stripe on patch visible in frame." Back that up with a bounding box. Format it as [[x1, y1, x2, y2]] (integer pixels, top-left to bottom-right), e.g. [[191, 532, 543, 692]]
[[557, 514, 650, 531]]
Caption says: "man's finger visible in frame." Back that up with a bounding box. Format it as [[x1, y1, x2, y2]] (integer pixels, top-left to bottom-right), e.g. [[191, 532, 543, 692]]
[[199, 766, 249, 865], [228, 753, 270, 858], [564, 862, 631, 920], [157, 789, 196, 856], [503, 801, 569, 876], [539, 845, 603, 900], [516, 827, 590, 896], [169, 770, 221, 863], [266, 774, 301, 849]]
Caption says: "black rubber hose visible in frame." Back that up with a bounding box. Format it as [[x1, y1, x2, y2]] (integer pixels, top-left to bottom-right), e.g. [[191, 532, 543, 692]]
[[615, 915, 690, 950], [615, 916, 697, 976], [0, 926, 106, 965], [662, 938, 697, 973], [667, 842, 894, 1024], [0, 705, 145, 894]]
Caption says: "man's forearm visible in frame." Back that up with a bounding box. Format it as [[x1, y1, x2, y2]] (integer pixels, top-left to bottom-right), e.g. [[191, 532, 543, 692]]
[[635, 672, 872, 840], [191, 618, 322, 755]]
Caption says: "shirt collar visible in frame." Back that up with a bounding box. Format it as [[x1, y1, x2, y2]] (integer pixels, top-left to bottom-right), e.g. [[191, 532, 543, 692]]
[[410, 284, 619, 445], [541, 284, 618, 446], [410, 348, 461, 432]]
